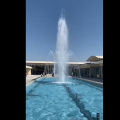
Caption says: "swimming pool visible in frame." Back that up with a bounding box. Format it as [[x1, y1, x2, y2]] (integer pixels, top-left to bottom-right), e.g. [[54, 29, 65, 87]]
[[26, 77, 103, 120]]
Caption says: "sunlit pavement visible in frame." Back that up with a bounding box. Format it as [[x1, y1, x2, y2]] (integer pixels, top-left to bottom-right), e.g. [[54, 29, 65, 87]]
[[26, 75, 41, 86]]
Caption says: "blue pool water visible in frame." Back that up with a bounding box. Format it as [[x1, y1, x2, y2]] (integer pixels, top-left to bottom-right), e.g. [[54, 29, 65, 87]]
[[26, 78, 103, 120]]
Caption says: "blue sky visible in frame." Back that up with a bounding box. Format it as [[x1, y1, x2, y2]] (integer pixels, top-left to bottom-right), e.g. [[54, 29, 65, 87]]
[[26, 0, 103, 62]]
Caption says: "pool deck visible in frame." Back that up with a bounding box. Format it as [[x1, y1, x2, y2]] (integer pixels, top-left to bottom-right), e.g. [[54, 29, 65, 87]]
[[81, 77, 103, 83], [72, 76, 103, 85], [26, 75, 41, 86]]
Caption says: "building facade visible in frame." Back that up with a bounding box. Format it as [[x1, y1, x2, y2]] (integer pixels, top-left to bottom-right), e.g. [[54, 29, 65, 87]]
[[26, 56, 103, 79]]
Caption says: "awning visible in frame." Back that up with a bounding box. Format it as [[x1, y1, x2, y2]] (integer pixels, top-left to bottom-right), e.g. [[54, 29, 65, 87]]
[[26, 61, 87, 65]]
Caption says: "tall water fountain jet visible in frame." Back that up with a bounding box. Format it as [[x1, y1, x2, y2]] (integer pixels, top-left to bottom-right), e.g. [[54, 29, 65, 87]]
[[49, 50, 56, 74], [56, 10, 69, 82]]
